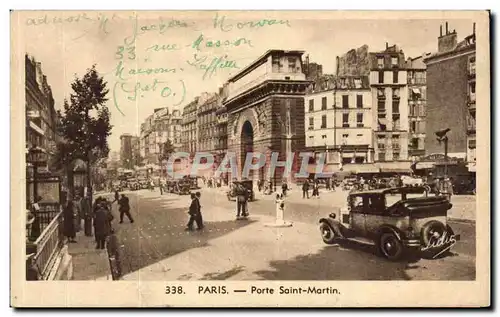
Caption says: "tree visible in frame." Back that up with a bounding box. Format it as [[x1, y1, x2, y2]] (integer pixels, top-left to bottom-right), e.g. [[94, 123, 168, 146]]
[[159, 139, 176, 162], [55, 65, 112, 197]]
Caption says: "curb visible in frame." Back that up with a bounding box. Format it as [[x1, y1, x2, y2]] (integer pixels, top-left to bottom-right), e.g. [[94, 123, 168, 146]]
[[448, 217, 475, 224]]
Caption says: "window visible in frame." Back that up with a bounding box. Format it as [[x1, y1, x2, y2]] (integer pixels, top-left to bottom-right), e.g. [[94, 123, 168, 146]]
[[469, 82, 476, 102], [392, 135, 400, 149], [392, 88, 400, 99], [377, 57, 384, 68], [391, 56, 398, 66], [272, 55, 280, 72], [354, 78, 362, 89], [377, 88, 385, 98], [410, 121, 416, 133], [378, 100, 386, 111], [356, 95, 363, 108], [308, 135, 314, 140], [342, 95, 349, 108], [321, 97, 327, 110], [321, 115, 327, 128], [468, 139, 476, 149], [378, 71, 384, 83], [393, 71, 398, 83], [469, 56, 476, 75], [378, 152, 386, 162], [308, 117, 314, 130], [309, 99, 314, 112], [355, 157, 365, 164], [393, 152, 400, 160], [393, 116, 400, 130], [377, 135, 386, 149], [392, 100, 399, 113], [409, 137, 419, 149], [342, 114, 349, 128], [322, 134, 327, 139], [342, 133, 349, 140], [288, 57, 297, 72], [356, 113, 364, 127]]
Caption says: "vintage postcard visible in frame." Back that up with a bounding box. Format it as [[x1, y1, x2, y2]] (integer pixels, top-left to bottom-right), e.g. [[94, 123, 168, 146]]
[[10, 10, 490, 307]]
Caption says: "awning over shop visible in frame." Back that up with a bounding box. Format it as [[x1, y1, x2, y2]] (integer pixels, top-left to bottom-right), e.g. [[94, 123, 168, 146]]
[[380, 168, 412, 174], [412, 88, 421, 94], [341, 164, 380, 174]]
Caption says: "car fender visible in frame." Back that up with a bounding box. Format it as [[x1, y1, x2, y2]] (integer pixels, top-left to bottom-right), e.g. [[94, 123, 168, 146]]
[[319, 218, 344, 237], [376, 225, 404, 241]]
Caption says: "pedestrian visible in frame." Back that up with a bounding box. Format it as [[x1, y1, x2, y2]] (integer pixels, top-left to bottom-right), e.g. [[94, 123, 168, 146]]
[[80, 193, 93, 236], [63, 192, 77, 243], [186, 193, 203, 231], [281, 180, 288, 197], [302, 180, 310, 199], [29, 196, 42, 241], [93, 201, 114, 250], [195, 192, 204, 229], [236, 183, 248, 219], [118, 194, 134, 223], [326, 178, 331, 191], [113, 190, 120, 204], [74, 193, 82, 233], [312, 180, 320, 198]]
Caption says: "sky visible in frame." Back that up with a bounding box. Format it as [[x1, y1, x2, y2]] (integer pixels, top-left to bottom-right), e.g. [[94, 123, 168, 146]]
[[15, 11, 476, 153]]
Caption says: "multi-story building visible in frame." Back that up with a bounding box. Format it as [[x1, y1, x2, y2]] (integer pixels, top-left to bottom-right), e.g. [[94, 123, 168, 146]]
[[405, 54, 429, 161], [303, 55, 323, 81], [197, 92, 219, 153], [305, 76, 374, 171], [223, 49, 311, 181], [120, 134, 134, 169], [181, 99, 198, 154], [25, 55, 58, 170], [369, 44, 410, 170], [424, 22, 476, 173], [139, 107, 183, 164]]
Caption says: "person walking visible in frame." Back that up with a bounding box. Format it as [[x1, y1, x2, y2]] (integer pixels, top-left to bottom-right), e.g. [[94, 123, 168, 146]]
[[281, 180, 288, 197], [312, 180, 320, 198], [118, 194, 134, 224], [29, 196, 42, 241], [74, 194, 82, 233], [113, 190, 120, 204], [302, 180, 310, 199], [195, 192, 204, 229], [80, 193, 93, 237], [186, 193, 203, 231], [93, 201, 114, 250], [63, 193, 77, 243]]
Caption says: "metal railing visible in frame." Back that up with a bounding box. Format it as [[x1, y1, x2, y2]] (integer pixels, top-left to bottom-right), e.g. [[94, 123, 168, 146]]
[[28, 208, 64, 280]]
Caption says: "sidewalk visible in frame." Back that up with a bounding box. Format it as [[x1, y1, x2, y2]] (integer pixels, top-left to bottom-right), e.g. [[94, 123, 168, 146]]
[[67, 231, 112, 280]]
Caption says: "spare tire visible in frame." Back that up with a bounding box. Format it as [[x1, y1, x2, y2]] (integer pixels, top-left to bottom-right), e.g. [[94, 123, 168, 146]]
[[421, 220, 446, 246]]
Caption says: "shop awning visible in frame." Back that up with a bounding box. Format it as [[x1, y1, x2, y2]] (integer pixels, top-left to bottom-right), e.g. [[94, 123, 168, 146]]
[[380, 168, 412, 174], [412, 88, 421, 94]]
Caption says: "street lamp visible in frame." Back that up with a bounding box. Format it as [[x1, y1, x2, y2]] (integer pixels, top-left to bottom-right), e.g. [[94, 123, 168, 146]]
[[27, 145, 47, 203], [435, 128, 450, 177]]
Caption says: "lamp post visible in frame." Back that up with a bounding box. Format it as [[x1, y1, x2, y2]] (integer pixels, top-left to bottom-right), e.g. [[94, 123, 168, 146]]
[[435, 128, 451, 178], [27, 145, 47, 202]]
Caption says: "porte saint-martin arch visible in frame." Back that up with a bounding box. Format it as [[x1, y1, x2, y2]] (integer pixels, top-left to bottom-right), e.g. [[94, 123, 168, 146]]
[[223, 50, 312, 181]]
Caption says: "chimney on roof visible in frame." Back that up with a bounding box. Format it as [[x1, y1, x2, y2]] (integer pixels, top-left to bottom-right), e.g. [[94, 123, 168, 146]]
[[440, 25, 443, 37], [445, 21, 448, 34], [386, 42, 388, 49]]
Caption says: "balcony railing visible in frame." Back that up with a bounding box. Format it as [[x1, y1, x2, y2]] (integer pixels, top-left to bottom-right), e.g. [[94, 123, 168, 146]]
[[26, 206, 64, 280]]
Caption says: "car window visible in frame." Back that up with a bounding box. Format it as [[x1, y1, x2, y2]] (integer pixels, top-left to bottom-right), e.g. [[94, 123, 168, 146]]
[[385, 194, 400, 208], [352, 196, 363, 208], [367, 195, 385, 213]]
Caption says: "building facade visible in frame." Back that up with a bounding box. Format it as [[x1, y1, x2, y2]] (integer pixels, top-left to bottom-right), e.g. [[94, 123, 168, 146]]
[[120, 134, 134, 169], [424, 22, 476, 172], [25, 55, 58, 170], [197, 92, 219, 153], [139, 107, 183, 164], [405, 54, 428, 161], [369, 44, 410, 170], [181, 99, 199, 154], [223, 50, 311, 181], [305, 76, 374, 169]]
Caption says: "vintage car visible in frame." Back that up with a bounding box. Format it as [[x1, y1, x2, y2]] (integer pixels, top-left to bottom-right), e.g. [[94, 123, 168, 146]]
[[167, 179, 191, 195], [319, 187, 460, 261], [227, 180, 255, 201]]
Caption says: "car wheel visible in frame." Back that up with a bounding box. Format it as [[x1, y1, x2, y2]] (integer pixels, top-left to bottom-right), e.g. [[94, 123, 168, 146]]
[[319, 222, 337, 245], [421, 220, 446, 246], [379, 233, 404, 261]]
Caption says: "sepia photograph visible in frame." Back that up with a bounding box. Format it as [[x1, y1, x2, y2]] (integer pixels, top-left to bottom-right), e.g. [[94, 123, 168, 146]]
[[10, 10, 490, 307]]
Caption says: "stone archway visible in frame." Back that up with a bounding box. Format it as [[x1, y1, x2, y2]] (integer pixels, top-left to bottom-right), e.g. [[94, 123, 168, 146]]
[[240, 120, 254, 179]]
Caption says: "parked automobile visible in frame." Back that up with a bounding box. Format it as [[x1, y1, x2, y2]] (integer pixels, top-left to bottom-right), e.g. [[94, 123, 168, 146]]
[[319, 187, 460, 261]]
